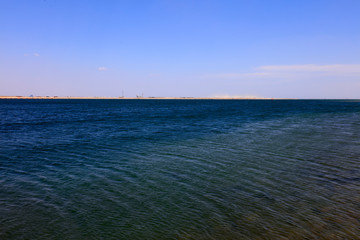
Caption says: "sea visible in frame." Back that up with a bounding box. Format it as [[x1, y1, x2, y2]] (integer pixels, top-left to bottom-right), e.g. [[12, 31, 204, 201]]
[[1, 99, 360, 239]]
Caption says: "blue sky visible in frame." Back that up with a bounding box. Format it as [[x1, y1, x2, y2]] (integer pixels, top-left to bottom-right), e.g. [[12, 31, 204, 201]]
[[1, 0, 360, 98]]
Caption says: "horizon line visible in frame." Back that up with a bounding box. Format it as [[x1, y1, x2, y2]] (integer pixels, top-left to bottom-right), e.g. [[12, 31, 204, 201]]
[[2, 96, 359, 100]]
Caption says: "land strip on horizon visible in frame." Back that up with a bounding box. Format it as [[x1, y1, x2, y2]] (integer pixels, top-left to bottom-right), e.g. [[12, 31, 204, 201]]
[[0, 96, 278, 100]]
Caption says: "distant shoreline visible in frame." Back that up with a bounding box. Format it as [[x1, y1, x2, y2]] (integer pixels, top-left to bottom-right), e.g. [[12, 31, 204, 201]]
[[0, 96, 283, 100]]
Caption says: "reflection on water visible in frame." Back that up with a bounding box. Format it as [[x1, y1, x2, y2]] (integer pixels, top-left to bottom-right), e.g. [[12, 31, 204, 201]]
[[1, 99, 360, 239]]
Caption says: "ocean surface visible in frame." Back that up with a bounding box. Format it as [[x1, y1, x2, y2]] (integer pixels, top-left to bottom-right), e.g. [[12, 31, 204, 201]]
[[1, 99, 360, 239]]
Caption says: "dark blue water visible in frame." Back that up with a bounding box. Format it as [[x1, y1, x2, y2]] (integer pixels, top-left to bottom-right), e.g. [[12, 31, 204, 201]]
[[1, 99, 360, 239]]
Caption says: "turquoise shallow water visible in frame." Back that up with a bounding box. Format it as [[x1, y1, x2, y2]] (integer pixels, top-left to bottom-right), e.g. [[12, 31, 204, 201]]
[[1, 99, 360, 239]]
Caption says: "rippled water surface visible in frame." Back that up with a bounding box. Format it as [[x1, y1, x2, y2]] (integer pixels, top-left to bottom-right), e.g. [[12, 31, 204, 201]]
[[1, 99, 360, 239]]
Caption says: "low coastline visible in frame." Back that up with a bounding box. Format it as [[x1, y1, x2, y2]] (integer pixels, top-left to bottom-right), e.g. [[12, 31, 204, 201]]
[[0, 96, 278, 100]]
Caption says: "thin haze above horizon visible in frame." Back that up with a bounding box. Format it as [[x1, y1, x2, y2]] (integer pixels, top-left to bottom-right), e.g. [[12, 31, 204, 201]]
[[1, 0, 360, 98]]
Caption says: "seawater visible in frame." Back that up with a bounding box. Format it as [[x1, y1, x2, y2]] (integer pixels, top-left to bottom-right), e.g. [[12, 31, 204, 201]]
[[1, 99, 360, 239]]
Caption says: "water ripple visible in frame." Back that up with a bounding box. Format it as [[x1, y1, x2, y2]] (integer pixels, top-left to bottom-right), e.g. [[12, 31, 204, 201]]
[[1, 100, 360, 239]]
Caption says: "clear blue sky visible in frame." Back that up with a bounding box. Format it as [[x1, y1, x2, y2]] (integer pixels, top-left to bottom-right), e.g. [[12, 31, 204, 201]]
[[1, 0, 360, 98]]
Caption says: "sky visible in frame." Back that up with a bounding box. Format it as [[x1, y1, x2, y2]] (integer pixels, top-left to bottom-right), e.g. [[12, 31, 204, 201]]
[[1, 0, 360, 98]]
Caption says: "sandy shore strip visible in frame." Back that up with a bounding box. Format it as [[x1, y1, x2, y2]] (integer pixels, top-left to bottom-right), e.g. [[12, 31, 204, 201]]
[[0, 96, 285, 100]]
